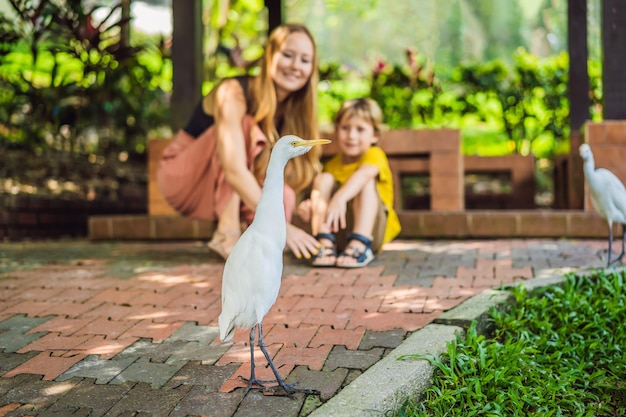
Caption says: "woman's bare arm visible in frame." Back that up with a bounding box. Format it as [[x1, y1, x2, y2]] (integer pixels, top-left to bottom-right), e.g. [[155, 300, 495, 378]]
[[213, 79, 262, 211], [213, 79, 320, 259]]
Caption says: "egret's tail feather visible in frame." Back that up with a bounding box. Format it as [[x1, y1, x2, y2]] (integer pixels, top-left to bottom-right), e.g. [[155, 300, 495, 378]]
[[219, 314, 235, 342]]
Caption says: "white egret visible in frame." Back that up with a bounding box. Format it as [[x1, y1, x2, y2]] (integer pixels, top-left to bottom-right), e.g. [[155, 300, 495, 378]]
[[579, 143, 626, 266], [219, 134, 330, 394]]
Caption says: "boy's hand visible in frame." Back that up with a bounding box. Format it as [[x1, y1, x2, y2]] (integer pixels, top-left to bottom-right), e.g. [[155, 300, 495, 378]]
[[325, 196, 347, 233]]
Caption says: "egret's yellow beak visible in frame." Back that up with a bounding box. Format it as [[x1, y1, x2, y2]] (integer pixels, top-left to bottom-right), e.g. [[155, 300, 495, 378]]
[[295, 138, 332, 147]]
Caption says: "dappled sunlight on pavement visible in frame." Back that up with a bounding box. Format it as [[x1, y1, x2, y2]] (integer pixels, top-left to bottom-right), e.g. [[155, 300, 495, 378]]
[[0, 238, 615, 415]]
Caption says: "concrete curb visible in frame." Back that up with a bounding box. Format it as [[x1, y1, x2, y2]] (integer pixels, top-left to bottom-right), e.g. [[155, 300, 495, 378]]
[[310, 269, 599, 417], [309, 323, 464, 417], [434, 289, 512, 333], [309, 287, 513, 417]]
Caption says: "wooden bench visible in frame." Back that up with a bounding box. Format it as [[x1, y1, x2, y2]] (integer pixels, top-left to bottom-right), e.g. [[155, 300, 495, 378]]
[[320, 129, 464, 211], [147, 128, 465, 217], [91, 130, 548, 241]]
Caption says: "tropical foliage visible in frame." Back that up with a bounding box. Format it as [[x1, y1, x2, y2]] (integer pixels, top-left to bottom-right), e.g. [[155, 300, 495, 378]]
[[321, 48, 602, 158], [0, 0, 170, 155], [0, 0, 604, 161]]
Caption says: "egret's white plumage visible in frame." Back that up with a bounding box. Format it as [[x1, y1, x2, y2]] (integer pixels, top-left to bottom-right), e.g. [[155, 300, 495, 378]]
[[579, 143, 626, 266], [218, 134, 330, 393]]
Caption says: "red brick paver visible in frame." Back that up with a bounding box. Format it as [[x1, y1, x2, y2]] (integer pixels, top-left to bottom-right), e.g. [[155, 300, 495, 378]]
[[0, 238, 615, 414], [4, 351, 86, 380], [0, 403, 21, 416]]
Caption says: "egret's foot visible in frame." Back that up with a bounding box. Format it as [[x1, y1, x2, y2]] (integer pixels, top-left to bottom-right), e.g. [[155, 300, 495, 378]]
[[208, 230, 240, 260], [239, 375, 275, 392], [240, 375, 318, 396], [609, 253, 625, 265], [266, 382, 319, 396], [598, 250, 611, 266]]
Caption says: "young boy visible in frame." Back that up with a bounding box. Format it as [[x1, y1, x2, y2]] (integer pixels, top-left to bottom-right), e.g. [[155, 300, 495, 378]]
[[308, 98, 401, 268]]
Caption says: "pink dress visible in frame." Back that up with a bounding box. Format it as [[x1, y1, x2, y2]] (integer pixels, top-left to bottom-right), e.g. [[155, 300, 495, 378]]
[[156, 115, 295, 224]]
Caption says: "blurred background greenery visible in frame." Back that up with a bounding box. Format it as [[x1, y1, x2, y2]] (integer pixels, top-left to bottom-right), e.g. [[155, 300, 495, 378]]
[[0, 0, 603, 205]]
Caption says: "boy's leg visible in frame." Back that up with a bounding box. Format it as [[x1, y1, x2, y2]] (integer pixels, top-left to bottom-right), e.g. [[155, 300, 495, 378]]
[[310, 173, 337, 265], [337, 179, 386, 266], [311, 173, 335, 236]]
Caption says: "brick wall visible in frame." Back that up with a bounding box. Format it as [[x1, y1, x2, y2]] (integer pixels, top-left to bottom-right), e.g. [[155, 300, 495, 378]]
[[584, 121, 626, 211], [0, 188, 146, 241]]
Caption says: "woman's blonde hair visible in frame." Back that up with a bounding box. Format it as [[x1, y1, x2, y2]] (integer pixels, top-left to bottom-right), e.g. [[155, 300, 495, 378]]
[[249, 23, 321, 194], [334, 98, 384, 135]]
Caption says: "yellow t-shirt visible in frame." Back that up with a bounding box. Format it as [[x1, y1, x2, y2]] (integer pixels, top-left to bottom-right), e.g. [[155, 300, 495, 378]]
[[323, 146, 401, 244]]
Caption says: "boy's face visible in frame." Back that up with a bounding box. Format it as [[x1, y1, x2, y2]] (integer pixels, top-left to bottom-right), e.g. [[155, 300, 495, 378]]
[[336, 114, 378, 163]]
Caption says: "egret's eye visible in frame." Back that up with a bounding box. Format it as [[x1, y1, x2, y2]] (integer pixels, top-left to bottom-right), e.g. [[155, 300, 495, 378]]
[[290, 141, 299, 147]]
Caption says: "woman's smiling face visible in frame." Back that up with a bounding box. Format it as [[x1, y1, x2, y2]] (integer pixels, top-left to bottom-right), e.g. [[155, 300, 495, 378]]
[[270, 31, 314, 101]]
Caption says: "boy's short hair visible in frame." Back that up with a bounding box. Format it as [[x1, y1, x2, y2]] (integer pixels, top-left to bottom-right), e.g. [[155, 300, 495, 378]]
[[333, 98, 383, 134]]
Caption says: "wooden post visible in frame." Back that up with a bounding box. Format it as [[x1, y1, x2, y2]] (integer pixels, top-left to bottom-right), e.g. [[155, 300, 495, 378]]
[[568, 0, 589, 131], [170, 0, 204, 132], [264, 0, 283, 34], [602, 0, 626, 119], [566, 0, 588, 209], [120, 0, 131, 49]]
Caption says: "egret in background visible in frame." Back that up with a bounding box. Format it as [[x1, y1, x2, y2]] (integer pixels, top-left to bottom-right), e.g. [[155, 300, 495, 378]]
[[579, 143, 626, 266], [219, 135, 330, 394]]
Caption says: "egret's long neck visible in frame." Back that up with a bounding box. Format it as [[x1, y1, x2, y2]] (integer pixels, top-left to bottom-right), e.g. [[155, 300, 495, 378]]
[[255, 152, 288, 235], [582, 155, 596, 179]]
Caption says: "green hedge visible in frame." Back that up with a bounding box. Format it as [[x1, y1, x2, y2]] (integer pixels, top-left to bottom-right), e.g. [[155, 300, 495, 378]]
[[0, 3, 603, 160], [322, 48, 602, 159]]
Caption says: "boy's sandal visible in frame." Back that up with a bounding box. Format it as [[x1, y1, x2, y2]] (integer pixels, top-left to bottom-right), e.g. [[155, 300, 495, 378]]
[[336, 233, 375, 268], [311, 233, 337, 267]]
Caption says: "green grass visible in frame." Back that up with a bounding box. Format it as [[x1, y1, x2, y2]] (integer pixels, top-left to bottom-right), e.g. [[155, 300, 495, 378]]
[[390, 270, 626, 417]]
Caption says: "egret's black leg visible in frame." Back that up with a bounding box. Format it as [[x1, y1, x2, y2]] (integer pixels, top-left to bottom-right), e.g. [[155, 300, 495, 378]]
[[607, 224, 625, 266], [257, 322, 317, 395], [244, 325, 263, 391], [240, 325, 274, 391], [618, 224, 626, 263], [240, 324, 279, 391], [607, 224, 614, 267]]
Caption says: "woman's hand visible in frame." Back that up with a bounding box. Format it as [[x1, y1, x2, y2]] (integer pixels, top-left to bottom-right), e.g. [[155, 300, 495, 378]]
[[286, 223, 320, 260], [296, 199, 312, 222]]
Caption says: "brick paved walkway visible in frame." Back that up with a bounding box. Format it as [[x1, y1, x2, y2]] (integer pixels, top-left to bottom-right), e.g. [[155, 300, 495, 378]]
[[0, 238, 614, 416]]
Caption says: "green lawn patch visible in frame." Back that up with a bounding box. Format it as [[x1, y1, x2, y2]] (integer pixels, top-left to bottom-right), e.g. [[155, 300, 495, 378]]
[[391, 269, 626, 416]]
